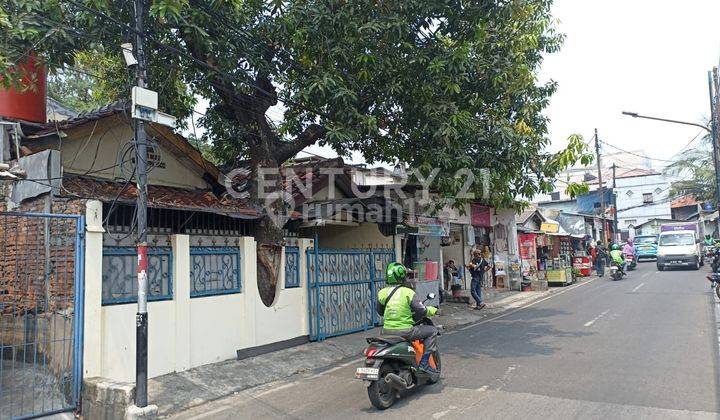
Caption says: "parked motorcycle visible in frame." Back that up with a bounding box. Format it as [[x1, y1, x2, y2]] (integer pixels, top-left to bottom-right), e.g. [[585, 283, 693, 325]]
[[707, 273, 720, 300], [712, 247, 720, 273], [356, 293, 442, 410], [609, 263, 624, 281], [625, 253, 636, 271]]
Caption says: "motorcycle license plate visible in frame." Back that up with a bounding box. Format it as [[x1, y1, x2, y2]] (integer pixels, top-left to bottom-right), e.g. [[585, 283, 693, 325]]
[[355, 367, 379, 380]]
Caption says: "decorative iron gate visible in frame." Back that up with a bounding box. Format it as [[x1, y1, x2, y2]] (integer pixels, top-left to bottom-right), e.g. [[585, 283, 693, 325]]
[[306, 248, 395, 341], [0, 212, 85, 419]]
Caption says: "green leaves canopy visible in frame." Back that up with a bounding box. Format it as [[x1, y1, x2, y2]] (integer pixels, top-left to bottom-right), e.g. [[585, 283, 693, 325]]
[[666, 133, 716, 202], [1, 0, 590, 208]]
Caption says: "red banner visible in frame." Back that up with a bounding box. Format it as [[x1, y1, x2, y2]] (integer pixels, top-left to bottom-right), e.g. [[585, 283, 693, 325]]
[[471, 204, 491, 227]]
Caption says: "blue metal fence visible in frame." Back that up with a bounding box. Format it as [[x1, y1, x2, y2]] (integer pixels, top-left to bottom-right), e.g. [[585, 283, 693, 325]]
[[306, 248, 395, 341], [101, 247, 172, 305], [0, 211, 85, 420], [189, 247, 241, 298], [284, 247, 300, 288]]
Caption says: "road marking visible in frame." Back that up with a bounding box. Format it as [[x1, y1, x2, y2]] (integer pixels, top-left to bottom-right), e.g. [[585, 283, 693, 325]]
[[641, 271, 651, 278], [187, 405, 232, 419], [584, 309, 610, 327], [631, 283, 645, 293], [457, 278, 597, 331]]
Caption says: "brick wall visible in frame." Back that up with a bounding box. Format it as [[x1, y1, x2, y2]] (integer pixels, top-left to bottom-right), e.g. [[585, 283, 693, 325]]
[[0, 195, 86, 316]]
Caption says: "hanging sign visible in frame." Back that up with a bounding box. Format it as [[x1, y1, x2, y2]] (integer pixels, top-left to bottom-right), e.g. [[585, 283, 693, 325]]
[[540, 222, 560, 234]]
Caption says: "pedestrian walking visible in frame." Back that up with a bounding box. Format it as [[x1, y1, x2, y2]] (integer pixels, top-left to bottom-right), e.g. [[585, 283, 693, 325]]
[[596, 244, 607, 277], [466, 249, 491, 310]]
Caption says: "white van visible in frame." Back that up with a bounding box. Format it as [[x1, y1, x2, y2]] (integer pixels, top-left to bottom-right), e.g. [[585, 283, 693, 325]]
[[656, 229, 701, 271]]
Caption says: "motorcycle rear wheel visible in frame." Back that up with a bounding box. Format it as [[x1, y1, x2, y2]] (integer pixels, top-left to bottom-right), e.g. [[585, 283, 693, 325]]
[[368, 364, 397, 410], [715, 284, 720, 300]]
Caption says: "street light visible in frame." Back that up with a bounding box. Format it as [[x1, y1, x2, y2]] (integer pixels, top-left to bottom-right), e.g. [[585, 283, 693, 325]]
[[623, 94, 720, 236], [621, 111, 711, 133]]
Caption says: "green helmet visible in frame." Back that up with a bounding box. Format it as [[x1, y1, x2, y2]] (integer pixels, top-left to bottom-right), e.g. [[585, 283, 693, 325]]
[[386, 262, 407, 285], [611, 244, 620, 250]]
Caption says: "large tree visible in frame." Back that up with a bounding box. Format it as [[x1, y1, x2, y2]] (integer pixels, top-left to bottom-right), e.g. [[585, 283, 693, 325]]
[[1, 0, 590, 303]]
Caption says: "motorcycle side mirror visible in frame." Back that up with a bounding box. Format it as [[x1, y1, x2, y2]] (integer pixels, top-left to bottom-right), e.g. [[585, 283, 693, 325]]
[[426, 293, 436, 300]]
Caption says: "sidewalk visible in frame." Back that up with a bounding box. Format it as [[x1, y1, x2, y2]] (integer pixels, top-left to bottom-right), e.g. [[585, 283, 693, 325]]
[[150, 278, 593, 418]]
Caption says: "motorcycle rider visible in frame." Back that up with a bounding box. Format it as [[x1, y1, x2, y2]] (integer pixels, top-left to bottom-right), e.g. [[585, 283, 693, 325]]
[[622, 238, 634, 257], [705, 234, 715, 247], [376, 262, 439, 373], [609, 243, 626, 276]]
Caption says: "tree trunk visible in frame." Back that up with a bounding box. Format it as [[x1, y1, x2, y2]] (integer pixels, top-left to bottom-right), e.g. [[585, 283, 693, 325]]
[[249, 137, 285, 307]]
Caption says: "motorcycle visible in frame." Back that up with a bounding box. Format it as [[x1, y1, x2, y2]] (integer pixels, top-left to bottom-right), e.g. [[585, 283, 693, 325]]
[[704, 245, 715, 265], [609, 262, 624, 281], [707, 273, 720, 300], [712, 247, 720, 273], [624, 253, 636, 271], [356, 293, 442, 410]]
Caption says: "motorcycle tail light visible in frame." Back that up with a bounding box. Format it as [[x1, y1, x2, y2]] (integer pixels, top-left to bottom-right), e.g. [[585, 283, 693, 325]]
[[365, 346, 378, 357]]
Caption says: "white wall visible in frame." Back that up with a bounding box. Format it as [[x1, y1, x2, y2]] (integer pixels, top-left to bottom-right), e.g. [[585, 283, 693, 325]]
[[83, 201, 313, 382], [614, 174, 672, 230]]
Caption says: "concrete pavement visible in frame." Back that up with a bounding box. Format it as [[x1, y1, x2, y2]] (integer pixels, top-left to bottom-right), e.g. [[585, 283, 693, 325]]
[[170, 263, 720, 419]]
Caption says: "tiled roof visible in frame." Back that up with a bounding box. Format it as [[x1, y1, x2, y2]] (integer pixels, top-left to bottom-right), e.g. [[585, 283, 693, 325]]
[[671, 195, 698, 209], [229, 157, 351, 206], [61, 176, 259, 218]]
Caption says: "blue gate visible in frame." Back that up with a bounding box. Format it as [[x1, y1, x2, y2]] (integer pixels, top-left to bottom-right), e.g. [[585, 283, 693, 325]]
[[0, 212, 85, 420], [306, 248, 395, 341]]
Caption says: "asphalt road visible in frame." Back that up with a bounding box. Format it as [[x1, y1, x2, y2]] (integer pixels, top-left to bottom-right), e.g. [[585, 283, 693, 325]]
[[174, 262, 720, 419]]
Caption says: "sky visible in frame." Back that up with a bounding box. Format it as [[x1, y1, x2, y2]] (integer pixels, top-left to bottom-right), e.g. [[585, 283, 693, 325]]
[[540, 0, 720, 170], [186, 1, 720, 170]]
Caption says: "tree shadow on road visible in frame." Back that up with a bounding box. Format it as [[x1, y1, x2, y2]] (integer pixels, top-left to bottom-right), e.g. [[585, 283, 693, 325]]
[[442, 307, 595, 359]]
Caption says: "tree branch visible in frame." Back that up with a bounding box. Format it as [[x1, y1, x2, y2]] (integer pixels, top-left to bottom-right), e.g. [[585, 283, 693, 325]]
[[274, 124, 328, 162]]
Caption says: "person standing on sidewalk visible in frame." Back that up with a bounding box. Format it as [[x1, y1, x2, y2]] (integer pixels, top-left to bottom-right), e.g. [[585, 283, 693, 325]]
[[596, 244, 607, 277], [467, 249, 491, 310]]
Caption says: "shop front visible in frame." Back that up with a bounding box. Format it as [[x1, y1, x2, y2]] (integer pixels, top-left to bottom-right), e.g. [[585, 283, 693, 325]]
[[399, 215, 448, 306], [540, 221, 575, 286], [545, 234, 574, 286], [518, 230, 549, 290], [471, 204, 494, 283]]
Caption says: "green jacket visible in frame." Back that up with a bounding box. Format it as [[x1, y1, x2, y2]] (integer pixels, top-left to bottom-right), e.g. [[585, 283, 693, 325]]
[[376, 285, 437, 330], [610, 249, 624, 265]]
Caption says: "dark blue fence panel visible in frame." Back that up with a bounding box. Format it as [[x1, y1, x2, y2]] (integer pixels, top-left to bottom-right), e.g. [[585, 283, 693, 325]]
[[189, 247, 241, 298], [0, 211, 85, 420], [284, 247, 300, 288], [102, 247, 172, 305], [307, 248, 395, 341]]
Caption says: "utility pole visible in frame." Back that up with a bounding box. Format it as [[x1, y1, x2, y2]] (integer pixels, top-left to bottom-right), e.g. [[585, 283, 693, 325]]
[[133, 0, 149, 408], [594, 129, 608, 248], [710, 69, 720, 237], [611, 163, 618, 241]]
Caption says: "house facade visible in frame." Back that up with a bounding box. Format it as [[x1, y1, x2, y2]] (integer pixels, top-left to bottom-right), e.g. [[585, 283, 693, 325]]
[[614, 171, 672, 233]]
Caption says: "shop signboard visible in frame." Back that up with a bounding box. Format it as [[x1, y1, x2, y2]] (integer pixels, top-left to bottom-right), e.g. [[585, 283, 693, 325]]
[[540, 222, 560, 233], [415, 216, 450, 237], [471, 204, 492, 227]]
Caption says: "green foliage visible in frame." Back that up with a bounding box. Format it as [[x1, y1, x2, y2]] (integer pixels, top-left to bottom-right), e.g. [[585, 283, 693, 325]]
[[0, 0, 589, 208], [665, 133, 716, 202], [47, 51, 127, 112]]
